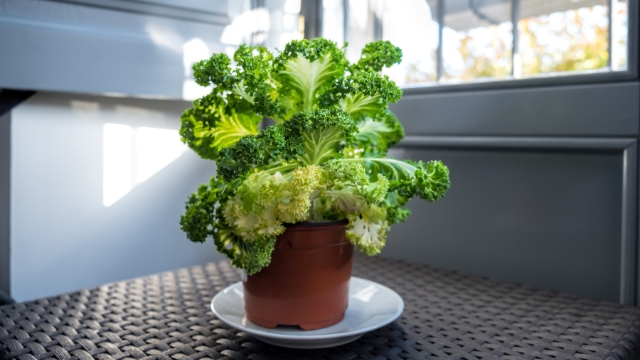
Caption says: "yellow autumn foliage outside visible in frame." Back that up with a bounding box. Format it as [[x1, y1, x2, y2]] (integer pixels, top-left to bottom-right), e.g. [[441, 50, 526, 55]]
[[403, 5, 623, 84], [519, 6, 609, 76]]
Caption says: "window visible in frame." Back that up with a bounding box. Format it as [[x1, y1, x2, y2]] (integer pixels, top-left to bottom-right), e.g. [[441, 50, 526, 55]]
[[332, 0, 630, 88]]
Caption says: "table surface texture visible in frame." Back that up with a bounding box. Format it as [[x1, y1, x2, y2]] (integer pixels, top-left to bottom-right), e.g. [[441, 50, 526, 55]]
[[1, 255, 640, 360]]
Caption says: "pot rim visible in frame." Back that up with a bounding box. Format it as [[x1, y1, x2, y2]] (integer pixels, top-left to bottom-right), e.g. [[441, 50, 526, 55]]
[[285, 219, 349, 227]]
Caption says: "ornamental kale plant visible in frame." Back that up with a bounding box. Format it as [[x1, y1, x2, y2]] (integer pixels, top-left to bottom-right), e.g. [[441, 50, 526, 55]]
[[180, 38, 450, 275]]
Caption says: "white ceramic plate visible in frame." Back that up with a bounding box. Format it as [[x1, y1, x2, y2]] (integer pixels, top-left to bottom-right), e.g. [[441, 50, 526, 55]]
[[211, 277, 404, 349]]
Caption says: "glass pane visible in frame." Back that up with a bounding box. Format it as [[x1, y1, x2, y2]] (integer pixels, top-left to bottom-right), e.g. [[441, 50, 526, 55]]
[[442, 0, 513, 83], [344, 0, 377, 63], [221, 0, 302, 50], [381, 0, 439, 86], [323, 0, 345, 44], [342, 0, 439, 86], [264, 0, 303, 50], [611, 0, 628, 71], [517, 0, 613, 77]]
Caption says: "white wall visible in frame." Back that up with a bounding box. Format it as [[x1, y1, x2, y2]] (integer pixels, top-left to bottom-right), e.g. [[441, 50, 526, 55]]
[[10, 92, 222, 301]]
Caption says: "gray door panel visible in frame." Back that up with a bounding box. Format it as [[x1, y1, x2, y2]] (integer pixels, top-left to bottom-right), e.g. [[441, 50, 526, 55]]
[[383, 147, 624, 303]]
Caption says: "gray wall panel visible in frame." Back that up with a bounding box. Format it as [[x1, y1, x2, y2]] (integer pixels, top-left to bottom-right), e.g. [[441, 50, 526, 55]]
[[0, 112, 9, 296], [43, 0, 230, 24], [382, 147, 623, 303], [0, 0, 227, 99], [391, 82, 640, 137]]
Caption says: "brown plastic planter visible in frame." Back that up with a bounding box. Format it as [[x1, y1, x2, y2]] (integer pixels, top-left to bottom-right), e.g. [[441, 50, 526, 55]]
[[243, 220, 353, 330]]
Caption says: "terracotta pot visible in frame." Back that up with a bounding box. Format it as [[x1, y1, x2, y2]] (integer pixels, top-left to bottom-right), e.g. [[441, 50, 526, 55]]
[[243, 220, 353, 330]]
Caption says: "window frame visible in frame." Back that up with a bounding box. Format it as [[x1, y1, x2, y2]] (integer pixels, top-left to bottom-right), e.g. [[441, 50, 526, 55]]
[[394, 0, 639, 95]]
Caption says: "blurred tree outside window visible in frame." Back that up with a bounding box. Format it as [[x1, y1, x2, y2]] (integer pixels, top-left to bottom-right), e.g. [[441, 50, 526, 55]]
[[381, 0, 440, 85], [518, 1, 613, 77], [442, 0, 513, 83]]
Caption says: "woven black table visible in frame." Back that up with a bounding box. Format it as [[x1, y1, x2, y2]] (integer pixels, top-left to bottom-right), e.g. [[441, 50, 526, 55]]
[[2, 255, 640, 360]]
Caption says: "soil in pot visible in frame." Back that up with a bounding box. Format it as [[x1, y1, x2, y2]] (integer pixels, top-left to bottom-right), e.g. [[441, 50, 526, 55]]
[[243, 220, 353, 330]]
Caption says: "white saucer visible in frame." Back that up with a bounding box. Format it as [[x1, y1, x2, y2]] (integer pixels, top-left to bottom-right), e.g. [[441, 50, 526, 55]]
[[211, 277, 404, 349]]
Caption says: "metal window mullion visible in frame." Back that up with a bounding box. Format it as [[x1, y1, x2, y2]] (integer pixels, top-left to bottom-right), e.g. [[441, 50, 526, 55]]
[[373, 0, 383, 41], [301, 0, 323, 39], [634, 0, 639, 76], [608, 0, 613, 68], [343, 0, 349, 44], [437, 0, 444, 82], [511, 0, 520, 77], [249, 0, 265, 46]]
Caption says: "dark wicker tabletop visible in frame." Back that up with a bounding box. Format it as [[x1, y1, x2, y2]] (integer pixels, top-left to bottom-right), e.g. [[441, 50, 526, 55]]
[[1, 255, 640, 360]]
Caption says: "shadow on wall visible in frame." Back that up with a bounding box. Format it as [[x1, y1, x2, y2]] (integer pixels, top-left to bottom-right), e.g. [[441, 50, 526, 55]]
[[10, 92, 221, 302]]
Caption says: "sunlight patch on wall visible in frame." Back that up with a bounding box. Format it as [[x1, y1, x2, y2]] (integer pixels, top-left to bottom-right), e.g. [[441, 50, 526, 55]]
[[182, 38, 212, 100], [136, 127, 186, 183], [103, 124, 133, 207], [103, 124, 187, 207]]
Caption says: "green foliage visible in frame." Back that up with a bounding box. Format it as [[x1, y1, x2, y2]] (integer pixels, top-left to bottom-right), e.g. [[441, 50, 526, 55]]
[[290, 109, 359, 165], [341, 71, 402, 117], [180, 177, 277, 275], [180, 180, 220, 244], [274, 38, 349, 115], [193, 53, 234, 88], [346, 205, 389, 256], [323, 160, 389, 205], [384, 191, 411, 225], [306, 161, 389, 220], [351, 158, 449, 202], [179, 38, 450, 274], [215, 108, 358, 182], [214, 224, 276, 276], [352, 40, 403, 73], [223, 166, 324, 241], [355, 111, 404, 155], [216, 125, 292, 182]]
